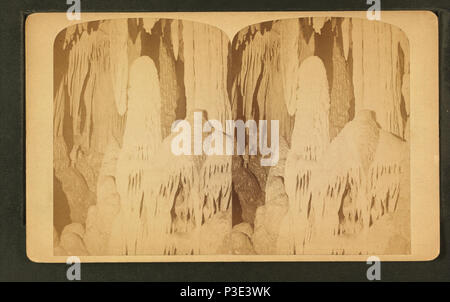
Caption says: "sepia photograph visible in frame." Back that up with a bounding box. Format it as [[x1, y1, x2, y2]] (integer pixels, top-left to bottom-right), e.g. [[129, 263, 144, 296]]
[[51, 16, 411, 256], [25, 11, 439, 263], [0, 0, 447, 286]]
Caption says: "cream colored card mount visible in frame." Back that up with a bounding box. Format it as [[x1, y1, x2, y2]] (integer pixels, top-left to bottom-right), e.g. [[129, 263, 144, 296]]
[[26, 11, 439, 262]]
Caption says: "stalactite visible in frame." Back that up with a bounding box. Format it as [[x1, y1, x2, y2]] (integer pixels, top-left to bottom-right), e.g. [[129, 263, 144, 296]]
[[341, 18, 350, 61], [233, 20, 298, 143], [54, 76, 67, 137], [171, 20, 180, 60], [312, 17, 329, 34], [143, 18, 158, 34], [53, 76, 70, 174], [56, 20, 128, 155], [236, 28, 268, 120], [67, 30, 91, 140], [328, 18, 354, 140], [182, 21, 231, 124], [279, 19, 300, 116], [159, 20, 182, 138], [351, 19, 408, 138], [108, 18, 129, 116]]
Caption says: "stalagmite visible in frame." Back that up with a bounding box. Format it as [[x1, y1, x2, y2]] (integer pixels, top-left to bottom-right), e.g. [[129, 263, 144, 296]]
[[200, 155, 232, 221], [282, 56, 330, 254], [84, 140, 121, 255], [231, 223, 255, 254], [288, 56, 330, 164], [368, 130, 406, 220], [139, 111, 231, 255], [110, 103, 231, 255], [112, 56, 163, 255], [304, 110, 406, 255], [253, 137, 289, 254], [311, 110, 380, 246], [58, 223, 89, 256]]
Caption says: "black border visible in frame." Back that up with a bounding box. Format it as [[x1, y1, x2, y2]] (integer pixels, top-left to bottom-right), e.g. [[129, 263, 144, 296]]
[[0, 0, 448, 281]]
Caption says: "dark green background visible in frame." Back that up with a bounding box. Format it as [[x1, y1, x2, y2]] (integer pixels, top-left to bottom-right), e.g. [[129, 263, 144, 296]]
[[0, 0, 448, 281]]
